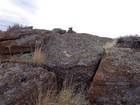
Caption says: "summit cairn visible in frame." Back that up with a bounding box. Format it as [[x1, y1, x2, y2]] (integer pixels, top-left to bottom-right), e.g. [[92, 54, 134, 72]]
[[67, 27, 76, 33]]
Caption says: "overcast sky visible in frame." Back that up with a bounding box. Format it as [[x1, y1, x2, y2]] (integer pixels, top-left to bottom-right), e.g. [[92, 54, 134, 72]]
[[0, 0, 140, 38]]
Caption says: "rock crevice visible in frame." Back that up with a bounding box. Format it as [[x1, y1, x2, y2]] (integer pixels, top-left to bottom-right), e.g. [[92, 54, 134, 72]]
[[88, 48, 140, 105], [3, 26, 139, 105]]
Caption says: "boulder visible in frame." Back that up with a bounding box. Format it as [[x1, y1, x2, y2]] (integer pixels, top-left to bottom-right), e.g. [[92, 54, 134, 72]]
[[0, 62, 57, 105], [67, 27, 76, 33], [51, 28, 66, 34], [43, 33, 111, 88], [88, 48, 140, 105]]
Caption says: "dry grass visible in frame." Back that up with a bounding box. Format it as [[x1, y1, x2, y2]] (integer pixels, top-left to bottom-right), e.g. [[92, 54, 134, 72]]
[[35, 88, 56, 105], [36, 83, 89, 105], [32, 46, 45, 66], [103, 40, 117, 50], [56, 87, 89, 105], [7, 24, 23, 32]]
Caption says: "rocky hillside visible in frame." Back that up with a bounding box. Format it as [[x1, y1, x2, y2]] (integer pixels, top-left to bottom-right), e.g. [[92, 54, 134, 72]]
[[0, 25, 139, 105]]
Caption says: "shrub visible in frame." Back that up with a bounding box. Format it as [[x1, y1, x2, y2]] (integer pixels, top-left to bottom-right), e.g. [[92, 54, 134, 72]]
[[7, 24, 23, 32], [117, 35, 140, 49]]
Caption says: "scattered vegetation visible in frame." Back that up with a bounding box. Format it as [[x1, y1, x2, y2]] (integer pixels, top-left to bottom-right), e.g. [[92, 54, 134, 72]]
[[32, 46, 45, 66], [103, 35, 140, 53], [56, 88, 88, 105], [7, 24, 34, 32], [116, 35, 140, 49], [36, 81, 89, 105], [103, 40, 117, 50], [7, 24, 23, 32], [35, 87, 56, 105]]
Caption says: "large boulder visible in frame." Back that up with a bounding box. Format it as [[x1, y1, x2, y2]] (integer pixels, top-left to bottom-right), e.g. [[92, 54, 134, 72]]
[[43, 33, 111, 87], [88, 48, 140, 105], [0, 62, 57, 105]]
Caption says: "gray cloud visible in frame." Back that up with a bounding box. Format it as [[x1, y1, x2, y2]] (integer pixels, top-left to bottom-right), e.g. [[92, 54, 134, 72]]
[[0, 0, 38, 30], [0, 9, 29, 30], [9, 0, 38, 13]]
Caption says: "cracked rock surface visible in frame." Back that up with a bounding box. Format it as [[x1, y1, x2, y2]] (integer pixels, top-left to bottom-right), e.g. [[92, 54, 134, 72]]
[[88, 48, 140, 105], [0, 62, 57, 105], [2, 26, 133, 105]]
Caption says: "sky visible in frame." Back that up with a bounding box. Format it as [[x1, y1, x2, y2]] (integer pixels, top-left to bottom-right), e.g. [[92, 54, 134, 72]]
[[0, 0, 140, 38]]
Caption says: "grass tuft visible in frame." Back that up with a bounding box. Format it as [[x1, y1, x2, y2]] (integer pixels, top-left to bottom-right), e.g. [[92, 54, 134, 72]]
[[56, 87, 89, 105], [103, 40, 117, 50], [36, 81, 89, 105], [32, 46, 45, 66]]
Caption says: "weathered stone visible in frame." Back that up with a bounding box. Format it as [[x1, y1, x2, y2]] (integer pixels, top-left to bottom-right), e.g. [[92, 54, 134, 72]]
[[0, 62, 57, 105], [88, 48, 140, 105], [0, 26, 114, 104], [0, 26, 111, 55], [43, 33, 111, 87], [0, 28, 51, 54], [67, 27, 76, 33], [51, 28, 66, 34]]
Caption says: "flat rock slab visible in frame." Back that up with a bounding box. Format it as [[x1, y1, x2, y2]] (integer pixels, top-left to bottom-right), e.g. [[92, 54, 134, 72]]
[[0, 62, 57, 105], [88, 48, 140, 105]]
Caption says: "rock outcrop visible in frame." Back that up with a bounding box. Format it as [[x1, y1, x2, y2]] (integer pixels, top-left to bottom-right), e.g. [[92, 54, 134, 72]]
[[0, 26, 112, 89], [88, 48, 140, 105], [0, 27, 51, 54], [0, 62, 57, 105], [43, 33, 107, 88], [0, 25, 139, 105]]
